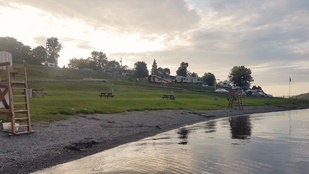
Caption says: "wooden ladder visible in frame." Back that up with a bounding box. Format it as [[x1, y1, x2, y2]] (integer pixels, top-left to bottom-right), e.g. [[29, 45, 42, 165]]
[[0, 63, 34, 135]]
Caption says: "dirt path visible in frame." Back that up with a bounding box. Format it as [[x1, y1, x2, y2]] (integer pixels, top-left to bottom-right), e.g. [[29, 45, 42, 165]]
[[0, 105, 307, 174]]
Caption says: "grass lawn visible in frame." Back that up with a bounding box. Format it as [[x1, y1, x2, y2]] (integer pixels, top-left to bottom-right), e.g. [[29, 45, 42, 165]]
[[0, 65, 308, 123], [12, 82, 308, 123]]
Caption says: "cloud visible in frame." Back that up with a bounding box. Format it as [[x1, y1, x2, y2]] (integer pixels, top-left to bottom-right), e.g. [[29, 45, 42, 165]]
[[108, 0, 309, 84], [2, 0, 309, 95], [76, 41, 95, 50], [10, 0, 200, 35], [33, 36, 47, 46]]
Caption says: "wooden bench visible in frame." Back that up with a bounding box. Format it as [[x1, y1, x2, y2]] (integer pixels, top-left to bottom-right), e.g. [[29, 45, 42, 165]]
[[99, 92, 114, 98], [162, 94, 175, 100]]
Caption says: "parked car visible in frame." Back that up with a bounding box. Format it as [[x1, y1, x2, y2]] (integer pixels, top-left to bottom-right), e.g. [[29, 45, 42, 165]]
[[215, 88, 229, 93]]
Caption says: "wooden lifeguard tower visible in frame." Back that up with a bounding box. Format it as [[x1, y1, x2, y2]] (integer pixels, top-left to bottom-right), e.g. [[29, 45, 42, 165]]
[[227, 89, 243, 110], [0, 51, 33, 135]]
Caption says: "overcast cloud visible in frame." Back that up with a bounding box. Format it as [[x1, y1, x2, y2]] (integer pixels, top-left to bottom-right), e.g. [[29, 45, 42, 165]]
[[1, 0, 309, 96]]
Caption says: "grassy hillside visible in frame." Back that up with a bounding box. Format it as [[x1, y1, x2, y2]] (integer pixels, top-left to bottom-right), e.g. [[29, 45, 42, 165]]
[[0, 65, 308, 123], [26, 65, 115, 80], [293, 92, 309, 100]]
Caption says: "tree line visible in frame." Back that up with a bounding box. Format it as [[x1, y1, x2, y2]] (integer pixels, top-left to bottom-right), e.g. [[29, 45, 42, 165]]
[[0, 36, 61, 65], [148, 59, 254, 89], [0, 36, 255, 89]]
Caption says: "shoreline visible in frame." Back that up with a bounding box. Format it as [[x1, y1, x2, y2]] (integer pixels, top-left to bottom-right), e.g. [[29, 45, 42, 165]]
[[1, 105, 308, 174]]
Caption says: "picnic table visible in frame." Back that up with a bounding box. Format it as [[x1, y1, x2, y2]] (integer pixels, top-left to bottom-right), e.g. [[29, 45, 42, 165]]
[[32, 89, 46, 97], [99, 92, 114, 98], [162, 94, 175, 100]]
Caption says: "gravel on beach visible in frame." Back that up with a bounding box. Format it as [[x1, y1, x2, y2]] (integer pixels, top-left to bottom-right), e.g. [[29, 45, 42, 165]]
[[0, 105, 307, 174]]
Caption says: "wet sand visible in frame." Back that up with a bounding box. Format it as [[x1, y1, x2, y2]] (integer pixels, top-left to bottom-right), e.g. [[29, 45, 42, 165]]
[[0, 105, 308, 174]]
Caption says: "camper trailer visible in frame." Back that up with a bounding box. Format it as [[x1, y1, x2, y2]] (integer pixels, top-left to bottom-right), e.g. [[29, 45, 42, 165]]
[[149, 75, 174, 84], [175, 76, 202, 84]]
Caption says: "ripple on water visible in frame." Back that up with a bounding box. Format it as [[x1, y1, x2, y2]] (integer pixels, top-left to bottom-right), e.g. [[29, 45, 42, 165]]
[[35, 109, 309, 174]]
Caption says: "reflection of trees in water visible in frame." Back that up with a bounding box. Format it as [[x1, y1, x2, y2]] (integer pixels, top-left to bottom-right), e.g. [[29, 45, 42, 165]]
[[229, 116, 252, 139], [205, 121, 217, 133], [177, 127, 190, 145]]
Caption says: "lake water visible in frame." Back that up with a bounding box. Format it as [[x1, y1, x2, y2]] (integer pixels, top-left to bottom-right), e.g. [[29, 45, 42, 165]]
[[35, 109, 309, 174]]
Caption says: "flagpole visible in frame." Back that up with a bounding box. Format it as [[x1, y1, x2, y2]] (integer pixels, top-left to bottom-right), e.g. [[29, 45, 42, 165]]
[[289, 77, 291, 98]]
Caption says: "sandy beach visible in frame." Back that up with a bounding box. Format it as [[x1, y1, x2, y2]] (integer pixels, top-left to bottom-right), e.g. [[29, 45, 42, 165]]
[[0, 105, 308, 174]]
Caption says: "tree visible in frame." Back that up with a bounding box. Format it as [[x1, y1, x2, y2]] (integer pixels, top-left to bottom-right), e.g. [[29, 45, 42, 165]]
[[163, 68, 170, 76], [134, 61, 149, 78], [252, 85, 263, 92], [90, 51, 108, 70], [176, 62, 189, 76], [202, 72, 216, 86], [228, 65, 254, 89], [46, 37, 62, 65], [106, 60, 120, 68], [68, 58, 89, 69], [29, 46, 46, 65], [157, 67, 170, 77], [151, 59, 158, 75], [0, 36, 32, 63], [189, 72, 198, 77]]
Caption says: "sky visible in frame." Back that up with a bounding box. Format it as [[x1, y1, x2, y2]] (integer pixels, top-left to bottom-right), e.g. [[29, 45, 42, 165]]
[[0, 0, 308, 97]]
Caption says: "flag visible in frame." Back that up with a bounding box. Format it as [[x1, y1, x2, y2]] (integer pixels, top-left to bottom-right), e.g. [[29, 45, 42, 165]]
[[289, 77, 291, 82]]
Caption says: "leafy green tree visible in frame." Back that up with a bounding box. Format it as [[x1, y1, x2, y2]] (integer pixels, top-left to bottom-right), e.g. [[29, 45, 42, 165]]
[[86, 58, 98, 70], [151, 59, 158, 75], [252, 85, 263, 92], [29, 46, 46, 65], [68, 58, 89, 69], [107, 60, 121, 68], [157, 67, 170, 77], [90, 51, 108, 70], [176, 62, 189, 76], [163, 68, 170, 76], [0, 36, 32, 63], [228, 65, 254, 89], [189, 72, 198, 77], [202, 72, 216, 86], [46, 37, 62, 65], [134, 61, 149, 78]]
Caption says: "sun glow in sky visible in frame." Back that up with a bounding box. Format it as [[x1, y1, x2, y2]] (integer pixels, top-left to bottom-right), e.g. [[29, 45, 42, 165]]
[[0, 0, 308, 97]]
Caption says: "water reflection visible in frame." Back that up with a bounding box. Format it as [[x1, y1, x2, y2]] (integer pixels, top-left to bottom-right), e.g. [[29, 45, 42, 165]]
[[35, 109, 309, 174], [205, 120, 216, 133], [177, 127, 190, 145], [229, 116, 252, 139]]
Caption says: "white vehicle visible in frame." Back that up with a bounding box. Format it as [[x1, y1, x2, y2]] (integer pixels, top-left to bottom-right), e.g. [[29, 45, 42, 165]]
[[215, 88, 229, 93]]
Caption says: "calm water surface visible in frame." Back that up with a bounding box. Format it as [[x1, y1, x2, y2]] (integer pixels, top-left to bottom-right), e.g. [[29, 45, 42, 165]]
[[36, 109, 309, 174]]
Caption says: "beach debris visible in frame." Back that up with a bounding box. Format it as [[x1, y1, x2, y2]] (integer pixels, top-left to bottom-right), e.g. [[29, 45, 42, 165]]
[[65, 140, 98, 151], [155, 125, 161, 129]]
